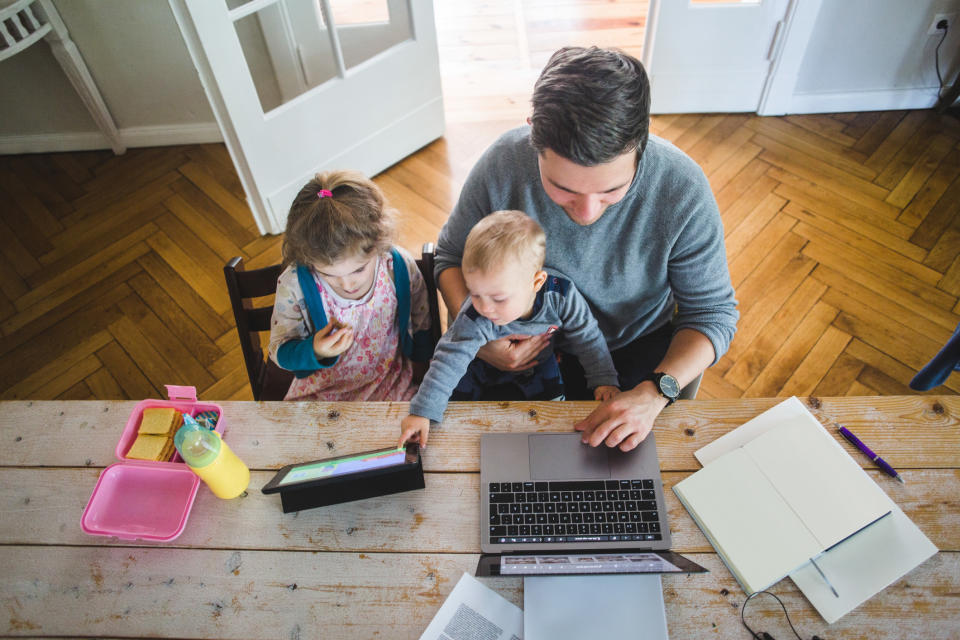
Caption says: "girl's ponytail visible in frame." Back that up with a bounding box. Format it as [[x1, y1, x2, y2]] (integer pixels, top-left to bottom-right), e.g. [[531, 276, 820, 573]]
[[281, 170, 396, 268]]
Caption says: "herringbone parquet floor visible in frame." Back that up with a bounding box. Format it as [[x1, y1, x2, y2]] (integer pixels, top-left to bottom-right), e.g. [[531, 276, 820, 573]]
[[1, 3, 958, 402]]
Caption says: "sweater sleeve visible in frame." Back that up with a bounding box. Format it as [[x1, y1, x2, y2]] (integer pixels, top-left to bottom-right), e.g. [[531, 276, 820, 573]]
[[434, 145, 498, 278], [554, 285, 620, 389], [667, 173, 739, 363], [408, 304, 492, 423], [268, 265, 337, 373]]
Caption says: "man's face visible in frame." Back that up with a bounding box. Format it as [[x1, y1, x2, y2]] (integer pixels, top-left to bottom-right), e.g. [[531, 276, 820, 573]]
[[537, 148, 637, 226]]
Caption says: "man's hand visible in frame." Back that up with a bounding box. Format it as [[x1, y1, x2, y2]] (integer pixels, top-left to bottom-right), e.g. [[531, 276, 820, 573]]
[[593, 385, 619, 402], [312, 320, 354, 359], [399, 414, 431, 449], [476, 334, 551, 372], [574, 382, 669, 451]]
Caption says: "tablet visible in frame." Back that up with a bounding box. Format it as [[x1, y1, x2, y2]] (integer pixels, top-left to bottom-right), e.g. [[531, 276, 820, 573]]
[[261, 443, 424, 512]]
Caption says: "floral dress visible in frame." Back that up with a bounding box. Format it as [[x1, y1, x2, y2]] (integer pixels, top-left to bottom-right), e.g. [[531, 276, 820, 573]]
[[268, 249, 431, 401]]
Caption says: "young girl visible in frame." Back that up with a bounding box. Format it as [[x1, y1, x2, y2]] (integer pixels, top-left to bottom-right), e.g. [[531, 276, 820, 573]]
[[268, 170, 434, 401]]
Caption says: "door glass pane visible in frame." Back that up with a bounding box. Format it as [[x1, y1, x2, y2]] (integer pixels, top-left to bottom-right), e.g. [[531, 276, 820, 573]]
[[234, 11, 285, 113], [232, 0, 335, 113], [331, 0, 390, 25], [335, 0, 412, 71], [232, 0, 412, 113]]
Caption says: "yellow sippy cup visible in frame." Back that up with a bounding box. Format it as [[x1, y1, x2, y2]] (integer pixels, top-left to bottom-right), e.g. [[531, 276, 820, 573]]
[[174, 414, 250, 499]]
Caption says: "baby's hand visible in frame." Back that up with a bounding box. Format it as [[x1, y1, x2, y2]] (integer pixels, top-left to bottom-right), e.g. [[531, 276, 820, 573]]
[[313, 320, 354, 358], [593, 385, 619, 402], [399, 415, 430, 449]]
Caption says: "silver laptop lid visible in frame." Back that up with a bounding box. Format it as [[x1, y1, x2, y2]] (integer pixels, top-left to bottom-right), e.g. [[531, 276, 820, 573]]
[[481, 432, 672, 554], [523, 574, 669, 640]]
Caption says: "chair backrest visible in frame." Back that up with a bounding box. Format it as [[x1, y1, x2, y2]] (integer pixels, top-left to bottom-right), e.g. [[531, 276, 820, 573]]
[[418, 242, 443, 346], [224, 244, 442, 401], [223, 257, 293, 401]]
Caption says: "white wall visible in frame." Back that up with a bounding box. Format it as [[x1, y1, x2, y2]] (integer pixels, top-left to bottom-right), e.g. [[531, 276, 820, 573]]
[[0, 0, 220, 153], [788, 0, 960, 113]]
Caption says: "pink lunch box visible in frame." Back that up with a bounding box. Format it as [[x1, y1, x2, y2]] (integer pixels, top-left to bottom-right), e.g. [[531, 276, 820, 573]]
[[80, 385, 226, 542]]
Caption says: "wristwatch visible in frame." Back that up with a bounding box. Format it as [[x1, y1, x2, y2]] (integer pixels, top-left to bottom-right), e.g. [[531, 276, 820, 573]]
[[643, 372, 680, 405]]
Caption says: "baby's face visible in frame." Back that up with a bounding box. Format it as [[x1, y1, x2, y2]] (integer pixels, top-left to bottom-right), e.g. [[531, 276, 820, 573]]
[[464, 263, 545, 325], [314, 251, 377, 300]]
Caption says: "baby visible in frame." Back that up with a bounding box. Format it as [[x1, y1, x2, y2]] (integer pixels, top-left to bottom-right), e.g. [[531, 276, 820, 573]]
[[399, 210, 619, 447]]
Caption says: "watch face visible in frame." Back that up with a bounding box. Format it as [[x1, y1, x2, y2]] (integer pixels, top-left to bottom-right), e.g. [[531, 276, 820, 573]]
[[659, 374, 680, 398]]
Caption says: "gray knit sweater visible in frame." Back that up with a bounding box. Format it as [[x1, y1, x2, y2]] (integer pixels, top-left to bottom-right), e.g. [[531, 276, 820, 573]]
[[436, 126, 738, 359], [409, 273, 618, 423]]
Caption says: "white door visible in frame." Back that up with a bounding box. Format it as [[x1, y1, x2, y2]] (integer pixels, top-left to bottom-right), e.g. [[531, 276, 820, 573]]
[[170, 0, 444, 234], [643, 0, 789, 113]]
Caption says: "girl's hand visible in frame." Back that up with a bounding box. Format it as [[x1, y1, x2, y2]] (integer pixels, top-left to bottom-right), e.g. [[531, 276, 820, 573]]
[[593, 385, 620, 402], [313, 320, 354, 359], [399, 415, 430, 449]]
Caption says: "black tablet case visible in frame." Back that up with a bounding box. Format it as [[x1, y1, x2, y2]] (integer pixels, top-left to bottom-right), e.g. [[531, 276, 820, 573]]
[[263, 451, 425, 513]]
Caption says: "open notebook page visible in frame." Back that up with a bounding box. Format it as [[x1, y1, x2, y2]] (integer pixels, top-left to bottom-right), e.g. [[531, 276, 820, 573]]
[[673, 448, 822, 594], [744, 416, 891, 549]]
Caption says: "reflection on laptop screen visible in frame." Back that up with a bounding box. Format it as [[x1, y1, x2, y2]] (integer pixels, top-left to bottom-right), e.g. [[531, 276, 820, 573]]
[[499, 552, 683, 575]]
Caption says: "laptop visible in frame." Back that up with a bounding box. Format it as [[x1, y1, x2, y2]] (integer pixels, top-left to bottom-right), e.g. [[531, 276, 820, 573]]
[[476, 432, 707, 576]]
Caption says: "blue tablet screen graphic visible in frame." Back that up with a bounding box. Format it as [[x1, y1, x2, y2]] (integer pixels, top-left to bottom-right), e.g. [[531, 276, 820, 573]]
[[278, 448, 407, 486]]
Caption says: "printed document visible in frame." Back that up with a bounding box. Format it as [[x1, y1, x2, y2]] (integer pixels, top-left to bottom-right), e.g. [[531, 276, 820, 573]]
[[419, 572, 522, 640]]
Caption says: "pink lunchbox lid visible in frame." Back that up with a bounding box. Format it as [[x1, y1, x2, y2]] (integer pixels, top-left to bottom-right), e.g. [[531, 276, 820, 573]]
[[81, 385, 226, 542]]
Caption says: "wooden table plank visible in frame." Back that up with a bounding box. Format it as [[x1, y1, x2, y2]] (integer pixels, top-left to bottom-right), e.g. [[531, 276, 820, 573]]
[[3, 396, 958, 470], [3, 468, 956, 554], [2, 546, 956, 639]]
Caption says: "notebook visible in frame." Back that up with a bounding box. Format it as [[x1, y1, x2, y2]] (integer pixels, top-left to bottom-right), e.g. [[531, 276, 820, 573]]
[[692, 397, 937, 623], [673, 401, 892, 596]]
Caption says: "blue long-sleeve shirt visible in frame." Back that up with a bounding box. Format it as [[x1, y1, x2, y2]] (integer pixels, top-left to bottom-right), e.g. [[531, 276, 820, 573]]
[[409, 273, 619, 423]]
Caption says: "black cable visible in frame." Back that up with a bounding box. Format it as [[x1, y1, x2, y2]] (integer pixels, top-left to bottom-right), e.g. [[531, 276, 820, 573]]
[[935, 23, 949, 97], [740, 590, 817, 640]]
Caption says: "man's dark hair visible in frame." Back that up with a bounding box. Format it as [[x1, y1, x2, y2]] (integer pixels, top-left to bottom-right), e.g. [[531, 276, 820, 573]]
[[530, 46, 651, 166]]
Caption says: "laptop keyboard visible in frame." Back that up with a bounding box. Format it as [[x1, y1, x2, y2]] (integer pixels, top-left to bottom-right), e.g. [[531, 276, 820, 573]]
[[488, 479, 663, 545]]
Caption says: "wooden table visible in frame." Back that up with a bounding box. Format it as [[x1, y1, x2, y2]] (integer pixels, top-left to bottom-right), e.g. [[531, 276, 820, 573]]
[[2, 396, 957, 638]]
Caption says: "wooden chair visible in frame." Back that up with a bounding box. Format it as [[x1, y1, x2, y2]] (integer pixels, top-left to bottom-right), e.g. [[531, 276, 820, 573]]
[[224, 243, 442, 401]]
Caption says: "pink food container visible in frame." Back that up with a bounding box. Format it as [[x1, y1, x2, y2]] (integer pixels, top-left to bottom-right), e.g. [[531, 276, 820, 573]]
[[80, 385, 226, 542]]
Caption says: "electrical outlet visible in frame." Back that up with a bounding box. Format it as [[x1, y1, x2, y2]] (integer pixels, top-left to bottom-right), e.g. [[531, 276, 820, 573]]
[[928, 12, 957, 35]]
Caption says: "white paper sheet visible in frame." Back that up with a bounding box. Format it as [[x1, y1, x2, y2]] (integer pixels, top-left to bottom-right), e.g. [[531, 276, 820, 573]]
[[419, 573, 523, 640], [693, 397, 938, 624]]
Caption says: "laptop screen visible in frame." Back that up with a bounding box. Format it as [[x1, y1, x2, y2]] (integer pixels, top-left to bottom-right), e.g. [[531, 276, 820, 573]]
[[502, 552, 682, 575], [477, 550, 708, 577]]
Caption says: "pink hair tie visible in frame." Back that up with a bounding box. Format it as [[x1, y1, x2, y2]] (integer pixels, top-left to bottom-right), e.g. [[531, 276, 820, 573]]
[[317, 189, 333, 198]]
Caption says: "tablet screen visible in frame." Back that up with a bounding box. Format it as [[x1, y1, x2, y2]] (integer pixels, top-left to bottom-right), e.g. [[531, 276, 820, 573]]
[[278, 448, 407, 486]]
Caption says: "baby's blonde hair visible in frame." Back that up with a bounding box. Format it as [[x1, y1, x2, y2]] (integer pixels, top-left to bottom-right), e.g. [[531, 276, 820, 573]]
[[281, 169, 395, 268], [463, 210, 546, 276]]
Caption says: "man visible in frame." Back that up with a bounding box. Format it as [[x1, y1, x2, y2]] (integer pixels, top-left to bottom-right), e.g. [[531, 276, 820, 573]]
[[434, 46, 738, 451]]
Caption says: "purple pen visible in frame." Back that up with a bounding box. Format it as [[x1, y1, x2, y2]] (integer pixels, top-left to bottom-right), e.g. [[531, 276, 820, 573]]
[[836, 424, 905, 484]]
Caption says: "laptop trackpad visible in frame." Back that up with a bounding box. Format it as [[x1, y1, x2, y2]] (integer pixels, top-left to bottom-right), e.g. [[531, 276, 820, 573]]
[[528, 434, 611, 480]]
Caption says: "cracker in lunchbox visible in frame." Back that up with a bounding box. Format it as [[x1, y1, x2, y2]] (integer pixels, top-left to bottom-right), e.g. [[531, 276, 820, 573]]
[[127, 434, 169, 461], [138, 407, 179, 436]]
